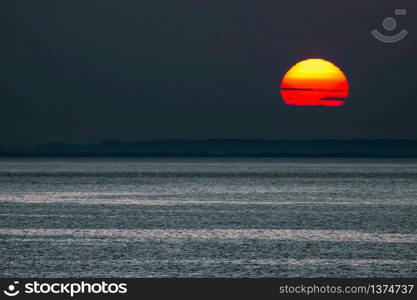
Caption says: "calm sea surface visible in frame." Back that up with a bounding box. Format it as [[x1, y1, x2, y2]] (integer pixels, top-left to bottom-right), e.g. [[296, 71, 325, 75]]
[[1, 158, 417, 277]]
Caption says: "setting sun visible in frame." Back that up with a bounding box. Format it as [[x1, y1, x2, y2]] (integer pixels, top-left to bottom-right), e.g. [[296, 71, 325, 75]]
[[280, 58, 349, 107]]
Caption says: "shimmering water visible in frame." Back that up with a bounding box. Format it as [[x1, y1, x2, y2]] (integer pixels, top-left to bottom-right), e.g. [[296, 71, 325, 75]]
[[0, 158, 416, 277]]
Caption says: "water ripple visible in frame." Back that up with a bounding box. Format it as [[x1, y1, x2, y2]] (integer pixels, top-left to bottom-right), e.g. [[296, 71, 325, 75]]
[[1, 229, 417, 243]]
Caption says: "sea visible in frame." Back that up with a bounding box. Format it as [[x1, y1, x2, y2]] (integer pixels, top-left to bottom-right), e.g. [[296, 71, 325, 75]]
[[0, 158, 416, 277]]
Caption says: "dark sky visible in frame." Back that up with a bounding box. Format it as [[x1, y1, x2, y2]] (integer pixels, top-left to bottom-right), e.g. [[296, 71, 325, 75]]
[[1, 0, 416, 146]]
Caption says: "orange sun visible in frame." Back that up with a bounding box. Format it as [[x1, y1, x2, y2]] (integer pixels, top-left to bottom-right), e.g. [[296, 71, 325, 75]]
[[280, 58, 349, 107]]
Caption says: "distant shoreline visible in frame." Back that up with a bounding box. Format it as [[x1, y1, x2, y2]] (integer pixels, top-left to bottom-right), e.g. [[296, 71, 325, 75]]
[[1, 140, 417, 158], [2, 154, 417, 158]]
